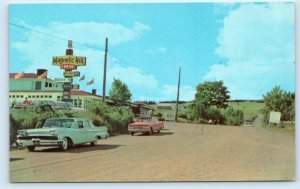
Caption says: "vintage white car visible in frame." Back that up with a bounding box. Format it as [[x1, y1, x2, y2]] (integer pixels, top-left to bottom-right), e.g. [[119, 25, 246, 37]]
[[17, 118, 109, 152]]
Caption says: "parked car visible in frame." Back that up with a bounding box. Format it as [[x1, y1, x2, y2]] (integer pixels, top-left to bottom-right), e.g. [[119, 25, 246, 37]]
[[128, 117, 164, 136], [65, 102, 85, 112], [17, 118, 109, 152]]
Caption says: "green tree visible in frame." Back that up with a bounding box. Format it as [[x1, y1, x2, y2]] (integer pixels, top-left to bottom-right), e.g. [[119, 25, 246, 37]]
[[195, 81, 230, 109], [109, 78, 132, 106], [263, 85, 295, 122], [186, 81, 230, 121]]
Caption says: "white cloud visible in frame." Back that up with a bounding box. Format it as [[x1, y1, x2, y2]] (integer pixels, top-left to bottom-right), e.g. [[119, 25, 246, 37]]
[[11, 21, 155, 96], [205, 3, 295, 99]]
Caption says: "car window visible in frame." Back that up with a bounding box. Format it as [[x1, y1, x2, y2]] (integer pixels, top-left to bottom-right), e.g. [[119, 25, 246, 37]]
[[83, 121, 91, 128], [43, 119, 74, 128], [77, 121, 84, 128]]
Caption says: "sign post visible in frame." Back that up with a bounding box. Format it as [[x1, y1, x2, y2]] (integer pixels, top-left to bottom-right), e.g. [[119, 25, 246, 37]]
[[52, 40, 86, 102]]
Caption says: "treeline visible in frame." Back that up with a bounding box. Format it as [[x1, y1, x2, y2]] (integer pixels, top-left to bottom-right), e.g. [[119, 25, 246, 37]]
[[228, 99, 264, 103]]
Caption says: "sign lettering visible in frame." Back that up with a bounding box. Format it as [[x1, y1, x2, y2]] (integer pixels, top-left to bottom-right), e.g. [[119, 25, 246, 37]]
[[52, 56, 86, 66], [60, 64, 77, 70], [64, 71, 80, 77], [54, 78, 73, 83]]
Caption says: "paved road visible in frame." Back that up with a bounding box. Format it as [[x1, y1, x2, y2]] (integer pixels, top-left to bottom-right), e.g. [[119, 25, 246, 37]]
[[10, 122, 295, 182]]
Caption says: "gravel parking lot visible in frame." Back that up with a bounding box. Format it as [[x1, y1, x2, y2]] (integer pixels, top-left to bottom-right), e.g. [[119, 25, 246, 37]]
[[10, 122, 295, 182]]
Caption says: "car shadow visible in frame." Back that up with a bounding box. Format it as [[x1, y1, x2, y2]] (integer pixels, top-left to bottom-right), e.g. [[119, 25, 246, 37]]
[[10, 158, 24, 162], [34, 144, 124, 153], [134, 131, 174, 137]]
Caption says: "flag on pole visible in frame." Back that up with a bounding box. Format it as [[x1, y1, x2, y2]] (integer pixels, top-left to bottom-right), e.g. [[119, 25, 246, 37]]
[[14, 72, 25, 79], [37, 71, 47, 79], [79, 75, 85, 81], [86, 78, 94, 86]]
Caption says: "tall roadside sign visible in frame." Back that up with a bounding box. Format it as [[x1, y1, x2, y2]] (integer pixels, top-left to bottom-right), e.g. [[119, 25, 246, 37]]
[[52, 40, 86, 102]]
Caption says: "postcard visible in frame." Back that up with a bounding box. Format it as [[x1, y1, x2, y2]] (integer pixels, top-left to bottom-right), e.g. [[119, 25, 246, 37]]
[[9, 2, 295, 182]]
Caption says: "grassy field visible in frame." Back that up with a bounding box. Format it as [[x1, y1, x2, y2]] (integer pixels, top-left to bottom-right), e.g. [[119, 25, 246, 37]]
[[152, 101, 265, 121], [227, 101, 265, 121]]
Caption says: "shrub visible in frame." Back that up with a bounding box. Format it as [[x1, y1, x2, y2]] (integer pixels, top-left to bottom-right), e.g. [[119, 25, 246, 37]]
[[205, 108, 225, 124], [88, 102, 133, 135], [223, 107, 244, 126], [263, 86, 295, 122]]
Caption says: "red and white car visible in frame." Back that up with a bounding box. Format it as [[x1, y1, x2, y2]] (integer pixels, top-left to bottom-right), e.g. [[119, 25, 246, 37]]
[[128, 117, 164, 136]]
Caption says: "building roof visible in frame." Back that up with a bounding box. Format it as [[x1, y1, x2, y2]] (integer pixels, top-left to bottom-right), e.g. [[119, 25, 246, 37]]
[[157, 103, 174, 107], [9, 73, 51, 80], [130, 102, 155, 110]]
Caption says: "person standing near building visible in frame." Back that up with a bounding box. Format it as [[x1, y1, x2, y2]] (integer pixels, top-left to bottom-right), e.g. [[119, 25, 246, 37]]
[[23, 97, 29, 105]]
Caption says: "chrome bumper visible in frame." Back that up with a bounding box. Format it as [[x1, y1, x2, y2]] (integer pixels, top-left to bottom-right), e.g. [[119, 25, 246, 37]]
[[17, 139, 63, 147]]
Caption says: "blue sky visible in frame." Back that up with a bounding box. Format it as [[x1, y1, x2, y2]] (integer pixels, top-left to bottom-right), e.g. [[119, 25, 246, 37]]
[[9, 2, 295, 101]]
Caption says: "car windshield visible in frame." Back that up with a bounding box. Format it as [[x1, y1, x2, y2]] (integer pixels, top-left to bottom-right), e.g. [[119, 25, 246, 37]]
[[135, 117, 154, 122], [43, 119, 75, 128]]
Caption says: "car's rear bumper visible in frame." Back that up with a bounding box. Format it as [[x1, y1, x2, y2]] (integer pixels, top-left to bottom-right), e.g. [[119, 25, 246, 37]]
[[128, 128, 150, 133]]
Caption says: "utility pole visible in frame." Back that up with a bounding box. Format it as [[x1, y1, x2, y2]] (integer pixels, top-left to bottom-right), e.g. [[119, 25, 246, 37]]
[[102, 38, 108, 102], [175, 66, 181, 122]]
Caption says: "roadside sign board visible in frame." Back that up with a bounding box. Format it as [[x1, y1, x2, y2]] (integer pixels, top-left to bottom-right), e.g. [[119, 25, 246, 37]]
[[60, 64, 77, 70], [52, 55, 86, 66], [72, 84, 80, 90], [54, 78, 73, 83], [63, 83, 72, 90], [269, 111, 281, 124], [64, 71, 80, 77]]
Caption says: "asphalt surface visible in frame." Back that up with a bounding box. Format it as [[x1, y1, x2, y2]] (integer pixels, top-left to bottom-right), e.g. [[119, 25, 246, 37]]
[[10, 122, 295, 182]]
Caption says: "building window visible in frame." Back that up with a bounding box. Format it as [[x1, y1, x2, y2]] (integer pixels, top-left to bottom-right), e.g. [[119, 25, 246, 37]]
[[45, 95, 48, 98], [36, 95, 39, 98], [16, 95, 19, 98], [45, 82, 48, 87], [49, 83, 53, 87], [9, 95, 11, 98], [40, 95, 44, 98], [49, 95, 52, 98], [20, 95, 24, 98], [12, 95, 15, 98], [28, 95, 31, 98], [74, 99, 77, 107], [79, 99, 82, 108], [56, 84, 58, 87], [35, 81, 42, 90], [32, 95, 35, 98]]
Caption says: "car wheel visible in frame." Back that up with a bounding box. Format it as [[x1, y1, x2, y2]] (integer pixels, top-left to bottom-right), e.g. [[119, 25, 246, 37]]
[[26, 146, 35, 152], [60, 137, 69, 151], [157, 129, 160, 133], [91, 136, 99, 146], [130, 132, 134, 136]]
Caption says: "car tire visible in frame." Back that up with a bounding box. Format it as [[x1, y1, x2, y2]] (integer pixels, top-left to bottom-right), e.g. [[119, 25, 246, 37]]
[[26, 146, 35, 152], [157, 129, 160, 133], [130, 132, 134, 136], [91, 136, 99, 146], [59, 137, 69, 151]]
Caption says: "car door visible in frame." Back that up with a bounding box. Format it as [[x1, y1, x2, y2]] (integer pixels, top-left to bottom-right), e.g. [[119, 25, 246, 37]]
[[76, 120, 89, 143], [83, 120, 94, 142]]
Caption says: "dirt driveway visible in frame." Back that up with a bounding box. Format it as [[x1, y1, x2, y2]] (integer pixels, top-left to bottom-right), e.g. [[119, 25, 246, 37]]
[[10, 122, 295, 182]]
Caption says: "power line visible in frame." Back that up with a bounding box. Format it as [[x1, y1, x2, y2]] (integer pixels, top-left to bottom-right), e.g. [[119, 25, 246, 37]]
[[9, 22, 105, 51], [10, 22, 134, 68]]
